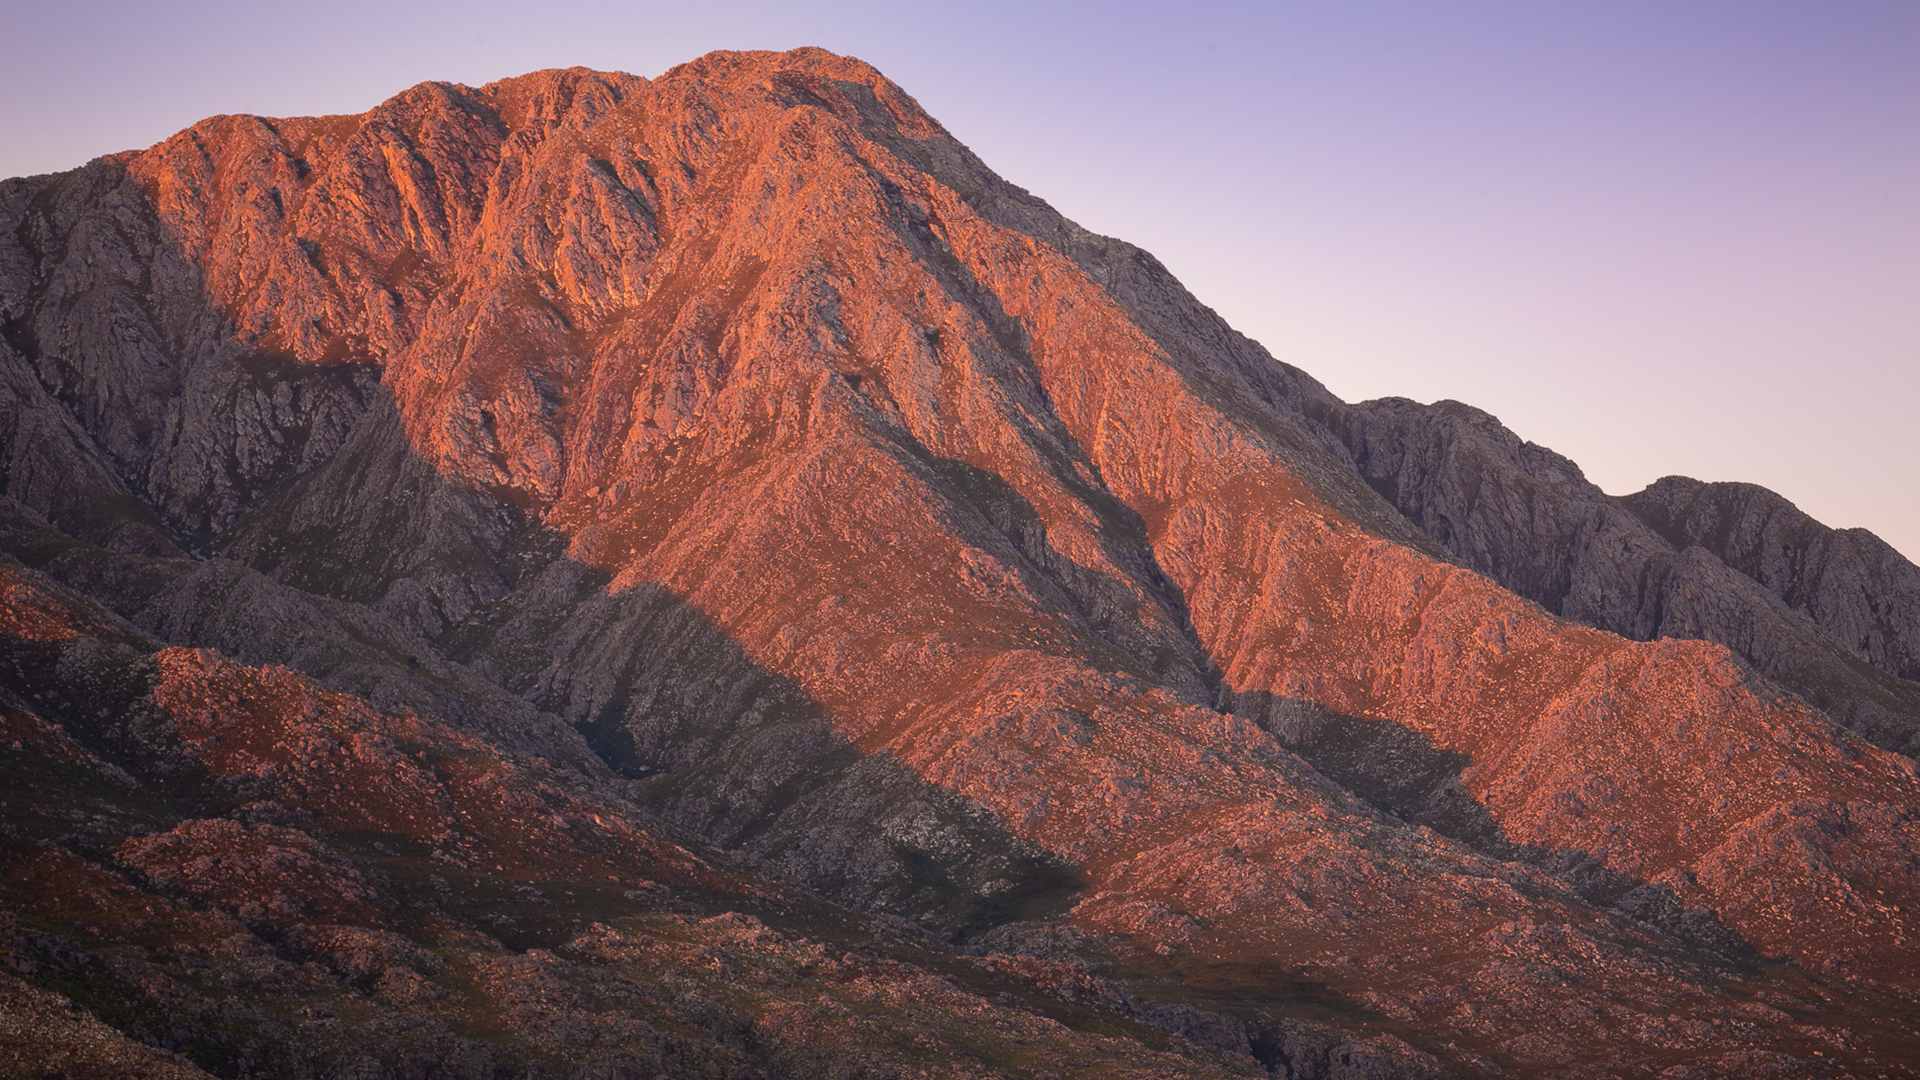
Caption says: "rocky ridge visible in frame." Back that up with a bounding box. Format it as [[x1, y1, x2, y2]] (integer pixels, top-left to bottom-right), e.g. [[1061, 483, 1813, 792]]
[[1321, 396, 1920, 757], [1, 48, 1917, 1078]]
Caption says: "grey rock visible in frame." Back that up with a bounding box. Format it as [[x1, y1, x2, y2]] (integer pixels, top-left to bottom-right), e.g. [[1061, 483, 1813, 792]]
[[1316, 395, 1920, 756]]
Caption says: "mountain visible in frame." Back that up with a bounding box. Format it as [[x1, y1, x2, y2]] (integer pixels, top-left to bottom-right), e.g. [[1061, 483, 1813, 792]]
[[3, 47, 1917, 1079]]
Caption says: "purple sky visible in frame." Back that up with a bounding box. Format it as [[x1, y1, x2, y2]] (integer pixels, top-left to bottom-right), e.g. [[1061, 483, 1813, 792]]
[[6, 0, 1917, 559]]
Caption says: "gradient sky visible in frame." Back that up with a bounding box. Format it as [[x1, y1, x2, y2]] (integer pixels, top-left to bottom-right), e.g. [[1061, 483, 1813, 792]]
[[5, 0, 1917, 558]]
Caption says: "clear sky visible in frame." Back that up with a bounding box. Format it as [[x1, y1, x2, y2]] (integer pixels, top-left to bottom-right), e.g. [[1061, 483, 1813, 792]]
[[5, 0, 1916, 559]]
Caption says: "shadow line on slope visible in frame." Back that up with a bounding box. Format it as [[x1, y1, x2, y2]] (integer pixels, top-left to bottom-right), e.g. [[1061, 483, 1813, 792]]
[[1315, 396, 1920, 759], [0, 355, 1092, 945], [1223, 688, 1762, 963], [0, 95, 1190, 953], [536, 573, 1092, 940], [2, 158, 387, 559], [904, 439, 1222, 698]]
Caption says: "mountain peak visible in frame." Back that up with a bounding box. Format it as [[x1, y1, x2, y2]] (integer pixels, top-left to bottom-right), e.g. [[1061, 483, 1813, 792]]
[[3, 50, 1918, 1078]]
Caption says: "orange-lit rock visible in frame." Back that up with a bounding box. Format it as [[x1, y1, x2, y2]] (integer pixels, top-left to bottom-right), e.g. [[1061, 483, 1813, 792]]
[[3, 47, 1918, 1078]]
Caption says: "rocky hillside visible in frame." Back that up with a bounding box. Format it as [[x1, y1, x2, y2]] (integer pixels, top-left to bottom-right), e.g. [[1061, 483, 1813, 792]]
[[1320, 397, 1920, 757], [3, 48, 1918, 1078]]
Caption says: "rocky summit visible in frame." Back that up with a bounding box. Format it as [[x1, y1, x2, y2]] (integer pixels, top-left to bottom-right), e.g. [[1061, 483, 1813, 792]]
[[2, 48, 1917, 1079]]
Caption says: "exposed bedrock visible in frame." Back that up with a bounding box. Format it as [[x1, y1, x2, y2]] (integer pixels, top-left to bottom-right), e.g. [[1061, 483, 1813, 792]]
[[2, 47, 1917, 1078]]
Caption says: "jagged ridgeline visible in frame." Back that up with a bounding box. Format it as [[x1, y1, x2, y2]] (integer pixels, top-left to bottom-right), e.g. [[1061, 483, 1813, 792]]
[[3, 48, 1918, 1079]]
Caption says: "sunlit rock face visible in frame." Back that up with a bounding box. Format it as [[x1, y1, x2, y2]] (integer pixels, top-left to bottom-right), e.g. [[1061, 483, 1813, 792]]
[[3, 48, 1918, 1078]]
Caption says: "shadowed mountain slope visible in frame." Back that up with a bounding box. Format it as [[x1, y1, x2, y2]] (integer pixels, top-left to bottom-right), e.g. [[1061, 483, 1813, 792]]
[[3, 48, 1918, 1078], [1321, 396, 1920, 758]]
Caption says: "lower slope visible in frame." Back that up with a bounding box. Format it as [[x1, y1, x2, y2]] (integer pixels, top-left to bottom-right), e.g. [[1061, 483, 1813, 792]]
[[0, 557, 1269, 1080], [10, 472, 1920, 1075]]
